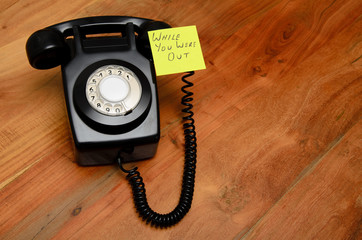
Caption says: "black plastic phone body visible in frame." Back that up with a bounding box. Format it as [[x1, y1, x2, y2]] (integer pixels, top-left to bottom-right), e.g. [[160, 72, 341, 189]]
[[26, 17, 199, 227], [26, 16, 170, 165]]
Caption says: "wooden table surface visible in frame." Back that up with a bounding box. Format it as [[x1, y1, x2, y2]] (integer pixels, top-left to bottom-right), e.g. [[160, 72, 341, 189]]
[[1, 0, 361, 239]]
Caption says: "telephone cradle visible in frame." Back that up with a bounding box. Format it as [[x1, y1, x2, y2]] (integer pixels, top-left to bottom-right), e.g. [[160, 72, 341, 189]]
[[26, 16, 197, 228]]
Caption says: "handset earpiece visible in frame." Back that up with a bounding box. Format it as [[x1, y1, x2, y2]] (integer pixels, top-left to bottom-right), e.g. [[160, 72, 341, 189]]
[[26, 29, 70, 69], [137, 21, 171, 59]]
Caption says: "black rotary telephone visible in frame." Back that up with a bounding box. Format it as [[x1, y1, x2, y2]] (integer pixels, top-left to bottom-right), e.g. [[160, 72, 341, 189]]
[[26, 16, 197, 228]]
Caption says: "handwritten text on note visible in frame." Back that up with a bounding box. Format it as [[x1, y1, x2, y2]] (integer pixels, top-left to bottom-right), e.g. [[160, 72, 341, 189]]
[[148, 25, 206, 76]]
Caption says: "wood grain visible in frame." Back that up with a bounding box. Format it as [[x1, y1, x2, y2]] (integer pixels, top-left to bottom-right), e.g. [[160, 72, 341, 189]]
[[0, 0, 361, 239]]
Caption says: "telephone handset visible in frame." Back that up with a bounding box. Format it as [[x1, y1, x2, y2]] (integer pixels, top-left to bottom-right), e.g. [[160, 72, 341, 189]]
[[26, 16, 196, 228]]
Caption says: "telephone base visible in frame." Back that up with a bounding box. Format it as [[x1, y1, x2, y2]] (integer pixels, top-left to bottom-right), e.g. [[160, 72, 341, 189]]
[[75, 142, 158, 166]]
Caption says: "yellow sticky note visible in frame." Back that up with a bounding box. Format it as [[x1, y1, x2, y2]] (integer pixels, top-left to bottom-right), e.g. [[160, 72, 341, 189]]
[[148, 25, 206, 76]]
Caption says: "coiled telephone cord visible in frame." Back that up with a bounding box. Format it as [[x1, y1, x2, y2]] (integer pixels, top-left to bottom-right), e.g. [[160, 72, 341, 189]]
[[118, 71, 197, 228]]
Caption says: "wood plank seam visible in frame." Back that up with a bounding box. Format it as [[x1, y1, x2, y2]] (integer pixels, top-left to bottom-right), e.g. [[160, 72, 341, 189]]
[[0, 138, 71, 190], [239, 120, 358, 239]]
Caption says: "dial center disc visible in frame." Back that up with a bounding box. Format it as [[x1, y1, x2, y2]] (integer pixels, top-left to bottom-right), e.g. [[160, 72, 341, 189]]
[[99, 76, 130, 102]]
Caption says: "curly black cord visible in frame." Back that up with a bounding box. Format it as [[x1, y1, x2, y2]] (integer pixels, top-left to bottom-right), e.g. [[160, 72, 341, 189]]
[[118, 71, 197, 228]]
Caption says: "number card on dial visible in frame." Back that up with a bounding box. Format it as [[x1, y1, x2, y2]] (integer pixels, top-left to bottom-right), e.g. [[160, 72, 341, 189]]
[[148, 25, 206, 76]]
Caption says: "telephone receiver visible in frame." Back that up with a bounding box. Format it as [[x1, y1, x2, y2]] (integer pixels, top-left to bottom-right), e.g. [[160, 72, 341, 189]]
[[26, 16, 197, 228], [26, 16, 170, 69]]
